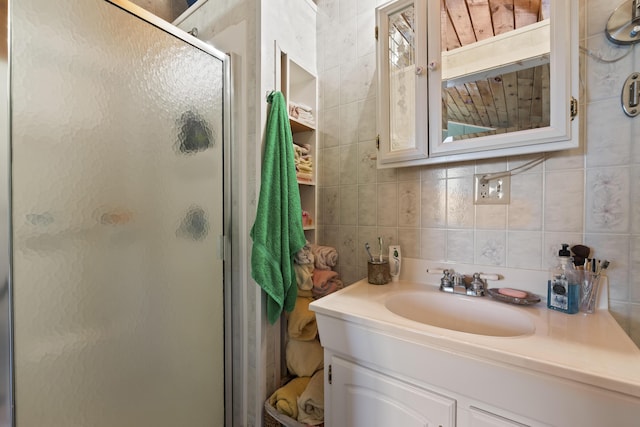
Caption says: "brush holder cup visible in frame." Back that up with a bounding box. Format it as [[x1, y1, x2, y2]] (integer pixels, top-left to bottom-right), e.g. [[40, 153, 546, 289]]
[[580, 271, 602, 314], [368, 259, 391, 285]]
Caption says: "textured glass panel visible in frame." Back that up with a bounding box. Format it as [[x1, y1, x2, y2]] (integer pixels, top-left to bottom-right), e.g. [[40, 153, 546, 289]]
[[11, 1, 224, 426], [388, 5, 416, 152]]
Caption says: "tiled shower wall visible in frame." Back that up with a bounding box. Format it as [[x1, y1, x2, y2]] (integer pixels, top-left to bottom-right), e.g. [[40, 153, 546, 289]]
[[130, 0, 188, 22], [316, 0, 640, 346]]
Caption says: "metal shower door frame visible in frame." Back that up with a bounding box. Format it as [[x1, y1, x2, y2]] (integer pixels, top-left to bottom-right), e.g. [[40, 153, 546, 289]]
[[2, 1, 233, 425]]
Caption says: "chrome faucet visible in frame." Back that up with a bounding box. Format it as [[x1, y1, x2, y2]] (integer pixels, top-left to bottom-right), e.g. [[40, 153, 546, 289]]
[[438, 270, 488, 297], [452, 273, 468, 294]]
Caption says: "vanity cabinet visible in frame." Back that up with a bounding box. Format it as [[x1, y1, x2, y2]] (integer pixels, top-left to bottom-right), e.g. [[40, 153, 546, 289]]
[[326, 352, 541, 427], [468, 408, 530, 427], [312, 285, 640, 427], [375, 0, 579, 167]]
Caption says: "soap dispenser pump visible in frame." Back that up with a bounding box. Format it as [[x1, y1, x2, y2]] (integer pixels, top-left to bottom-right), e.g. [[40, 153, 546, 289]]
[[547, 243, 580, 314]]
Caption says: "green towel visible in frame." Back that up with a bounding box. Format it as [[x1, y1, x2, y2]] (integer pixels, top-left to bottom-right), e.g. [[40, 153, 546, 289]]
[[250, 91, 306, 324]]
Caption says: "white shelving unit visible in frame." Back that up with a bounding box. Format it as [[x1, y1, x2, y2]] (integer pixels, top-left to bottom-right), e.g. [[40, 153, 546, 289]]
[[281, 53, 318, 244]]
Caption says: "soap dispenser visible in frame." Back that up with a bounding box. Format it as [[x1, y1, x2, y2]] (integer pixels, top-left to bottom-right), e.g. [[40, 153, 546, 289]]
[[389, 245, 401, 282], [547, 243, 580, 314]]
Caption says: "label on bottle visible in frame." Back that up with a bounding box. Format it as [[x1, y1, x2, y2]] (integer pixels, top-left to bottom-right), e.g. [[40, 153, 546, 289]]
[[548, 278, 569, 311]]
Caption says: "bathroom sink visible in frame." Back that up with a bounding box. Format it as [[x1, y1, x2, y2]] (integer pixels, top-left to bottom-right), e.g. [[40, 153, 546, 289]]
[[384, 291, 535, 337]]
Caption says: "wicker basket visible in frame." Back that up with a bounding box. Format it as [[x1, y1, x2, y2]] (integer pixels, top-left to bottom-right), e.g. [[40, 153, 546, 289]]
[[264, 407, 282, 427], [264, 401, 310, 427]]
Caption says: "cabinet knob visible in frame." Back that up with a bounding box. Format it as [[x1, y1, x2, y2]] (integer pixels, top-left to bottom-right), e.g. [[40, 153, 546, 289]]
[[415, 66, 425, 75], [428, 61, 438, 71]]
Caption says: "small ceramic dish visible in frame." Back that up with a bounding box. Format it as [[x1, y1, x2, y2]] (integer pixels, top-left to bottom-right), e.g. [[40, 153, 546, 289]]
[[487, 288, 541, 305]]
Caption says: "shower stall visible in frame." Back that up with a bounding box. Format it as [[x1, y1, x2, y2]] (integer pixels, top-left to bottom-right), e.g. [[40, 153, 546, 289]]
[[1, 0, 232, 425]]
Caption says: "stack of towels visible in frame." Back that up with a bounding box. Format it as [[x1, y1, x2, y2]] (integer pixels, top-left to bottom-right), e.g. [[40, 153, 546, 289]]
[[293, 142, 313, 183], [289, 102, 315, 127], [267, 242, 344, 426]]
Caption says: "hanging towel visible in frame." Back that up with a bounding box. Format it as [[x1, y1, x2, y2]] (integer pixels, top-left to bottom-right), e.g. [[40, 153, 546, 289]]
[[250, 91, 307, 324]]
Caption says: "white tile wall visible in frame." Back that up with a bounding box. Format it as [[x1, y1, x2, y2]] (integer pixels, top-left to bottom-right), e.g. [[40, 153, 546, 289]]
[[317, 0, 640, 347]]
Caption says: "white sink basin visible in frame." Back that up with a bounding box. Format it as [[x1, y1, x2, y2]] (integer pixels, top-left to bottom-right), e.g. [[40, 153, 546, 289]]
[[384, 291, 535, 337]]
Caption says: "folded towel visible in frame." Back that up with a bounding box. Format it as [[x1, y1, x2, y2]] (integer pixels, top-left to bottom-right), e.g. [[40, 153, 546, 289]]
[[250, 91, 306, 324], [287, 297, 317, 341], [312, 275, 344, 299], [289, 104, 315, 126], [296, 172, 314, 183], [297, 288, 313, 298], [286, 338, 324, 377], [293, 143, 310, 156], [297, 163, 313, 173], [294, 242, 315, 265], [294, 263, 314, 290], [297, 369, 324, 425], [310, 244, 338, 270], [268, 376, 311, 419], [294, 142, 311, 152], [312, 269, 337, 286], [291, 102, 313, 112]]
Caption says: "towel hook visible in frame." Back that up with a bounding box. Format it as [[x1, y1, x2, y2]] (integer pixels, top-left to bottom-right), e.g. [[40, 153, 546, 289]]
[[265, 90, 276, 102]]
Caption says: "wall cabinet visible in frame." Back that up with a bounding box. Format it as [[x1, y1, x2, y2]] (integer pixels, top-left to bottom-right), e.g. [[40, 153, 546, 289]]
[[281, 53, 317, 243], [375, 0, 579, 168]]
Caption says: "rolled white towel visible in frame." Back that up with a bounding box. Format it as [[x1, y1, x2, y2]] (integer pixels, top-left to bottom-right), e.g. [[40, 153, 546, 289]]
[[310, 244, 338, 270], [297, 368, 324, 425], [291, 101, 313, 112]]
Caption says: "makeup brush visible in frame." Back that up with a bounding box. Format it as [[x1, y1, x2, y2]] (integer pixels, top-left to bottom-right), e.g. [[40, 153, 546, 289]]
[[571, 244, 590, 267]]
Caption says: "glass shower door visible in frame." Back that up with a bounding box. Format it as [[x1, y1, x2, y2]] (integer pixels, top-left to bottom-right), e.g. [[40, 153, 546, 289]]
[[9, 1, 227, 425]]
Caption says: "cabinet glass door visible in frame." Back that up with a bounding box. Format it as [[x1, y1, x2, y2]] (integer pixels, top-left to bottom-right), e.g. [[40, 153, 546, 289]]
[[428, 0, 578, 158], [376, 0, 428, 165]]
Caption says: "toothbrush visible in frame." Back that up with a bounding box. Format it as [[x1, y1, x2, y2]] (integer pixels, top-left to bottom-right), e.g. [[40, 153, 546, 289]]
[[364, 243, 374, 262], [584, 260, 609, 312], [378, 237, 383, 262]]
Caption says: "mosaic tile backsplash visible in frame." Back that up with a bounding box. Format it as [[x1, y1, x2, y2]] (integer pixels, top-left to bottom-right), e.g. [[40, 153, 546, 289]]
[[316, 0, 640, 346]]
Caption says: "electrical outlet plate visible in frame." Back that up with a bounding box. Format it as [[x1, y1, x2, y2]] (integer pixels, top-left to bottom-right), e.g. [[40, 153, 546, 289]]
[[474, 174, 510, 205]]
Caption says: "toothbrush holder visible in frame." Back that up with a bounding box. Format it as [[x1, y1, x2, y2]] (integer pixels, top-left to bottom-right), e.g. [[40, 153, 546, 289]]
[[580, 271, 602, 314], [367, 258, 391, 285]]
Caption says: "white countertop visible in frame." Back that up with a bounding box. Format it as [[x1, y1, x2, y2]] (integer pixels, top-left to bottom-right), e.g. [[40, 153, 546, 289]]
[[310, 277, 640, 399]]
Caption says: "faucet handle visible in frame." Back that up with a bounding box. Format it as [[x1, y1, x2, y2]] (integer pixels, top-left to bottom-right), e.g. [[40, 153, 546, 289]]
[[478, 273, 500, 281], [440, 269, 452, 287], [468, 273, 486, 296]]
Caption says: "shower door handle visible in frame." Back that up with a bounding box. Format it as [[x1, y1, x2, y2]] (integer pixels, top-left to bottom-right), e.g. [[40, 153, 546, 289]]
[[622, 72, 640, 116]]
